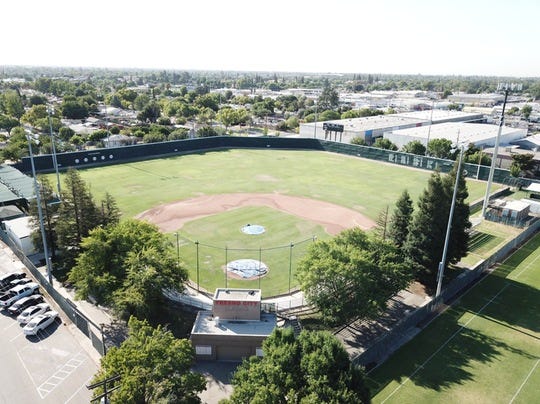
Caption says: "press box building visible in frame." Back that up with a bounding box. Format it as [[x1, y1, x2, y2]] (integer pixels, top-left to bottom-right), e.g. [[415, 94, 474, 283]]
[[190, 288, 276, 361]]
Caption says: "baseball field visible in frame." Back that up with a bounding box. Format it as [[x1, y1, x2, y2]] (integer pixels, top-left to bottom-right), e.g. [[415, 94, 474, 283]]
[[49, 148, 491, 295], [368, 232, 540, 404]]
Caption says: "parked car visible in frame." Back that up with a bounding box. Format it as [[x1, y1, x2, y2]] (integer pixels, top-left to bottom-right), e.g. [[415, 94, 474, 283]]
[[0, 271, 26, 289], [23, 311, 59, 336], [17, 303, 50, 324], [8, 294, 44, 316], [7, 277, 32, 289], [0, 283, 39, 308]]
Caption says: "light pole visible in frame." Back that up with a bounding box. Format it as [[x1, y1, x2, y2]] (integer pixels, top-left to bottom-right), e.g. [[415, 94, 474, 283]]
[[425, 99, 435, 155], [27, 135, 53, 285], [47, 106, 61, 196], [435, 142, 465, 298], [313, 101, 318, 138], [481, 83, 522, 218]]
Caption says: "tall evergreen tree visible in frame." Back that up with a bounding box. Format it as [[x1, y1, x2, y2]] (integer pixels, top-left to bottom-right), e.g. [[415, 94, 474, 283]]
[[98, 191, 121, 227], [404, 172, 449, 289], [388, 190, 414, 249], [56, 169, 100, 266], [404, 164, 471, 291], [28, 176, 60, 259]]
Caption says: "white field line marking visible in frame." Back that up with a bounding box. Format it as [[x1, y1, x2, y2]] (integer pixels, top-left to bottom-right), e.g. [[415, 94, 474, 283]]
[[16, 350, 37, 390], [37, 352, 87, 399], [512, 249, 540, 280], [380, 284, 510, 404], [509, 359, 540, 404], [64, 374, 94, 404]]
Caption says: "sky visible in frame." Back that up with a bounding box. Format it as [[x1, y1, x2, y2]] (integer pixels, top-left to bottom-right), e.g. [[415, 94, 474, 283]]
[[2, 0, 539, 77]]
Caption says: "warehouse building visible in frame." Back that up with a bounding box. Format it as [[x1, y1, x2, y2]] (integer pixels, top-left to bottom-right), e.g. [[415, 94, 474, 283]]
[[384, 122, 526, 149], [299, 110, 484, 144], [190, 288, 276, 361]]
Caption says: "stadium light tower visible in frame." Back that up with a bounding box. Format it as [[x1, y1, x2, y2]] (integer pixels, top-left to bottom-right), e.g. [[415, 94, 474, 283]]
[[27, 134, 53, 285], [481, 82, 522, 219], [436, 141, 465, 298], [47, 106, 61, 196]]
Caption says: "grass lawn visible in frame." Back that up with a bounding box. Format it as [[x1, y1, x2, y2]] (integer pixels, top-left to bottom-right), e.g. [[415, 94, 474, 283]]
[[368, 232, 540, 404], [46, 149, 495, 295], [174, 206, 330, 296], [460, 221, 523, 267], [56, 149, 489, 220]]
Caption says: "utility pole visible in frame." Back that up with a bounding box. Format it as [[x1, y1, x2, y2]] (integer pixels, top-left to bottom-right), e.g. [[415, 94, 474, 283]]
[[481, 83, 522, 218]]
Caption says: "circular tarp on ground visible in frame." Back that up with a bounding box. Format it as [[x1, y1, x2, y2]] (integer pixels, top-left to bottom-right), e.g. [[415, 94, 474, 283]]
[[241, 224, 266, 235], [226, 259, 268, 279]]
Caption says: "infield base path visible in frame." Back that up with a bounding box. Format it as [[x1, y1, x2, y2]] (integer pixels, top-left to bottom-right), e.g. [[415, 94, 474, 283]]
[[136, 193, 375, 235]]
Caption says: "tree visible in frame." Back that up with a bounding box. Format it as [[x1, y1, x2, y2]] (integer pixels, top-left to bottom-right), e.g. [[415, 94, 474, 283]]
[[0, 114, 19, 135], [225, 328, 370, 404], [2, 90, 24, 121], [404, 164, 470, 290], [138, 101, 161, 123], [373, 138, 398, 151], [510, 153, 535, 177], [56, 169, 100, 266], [317, 82, 339, 111], [92, 317, 205, 404], [427, 138, 453, 159], [196, 126, 219, 137], [351, 136, 366, 145], [1, 126, 29, 161], [318, 110, 341, 121], [387, 190, 413, 249], [58, 126, 75, 141], [374, 206, 389, 240], [521, 104, 532, 120], [28, 176, 60, 259], [402, 140, 426, 155], [68, 219, 188, 316], [296, 228, 412, 325], [216, 107, 237, 132], [61, 100, 89, 119], [169, 128, 189, 140], [113, 244, 188, 319]]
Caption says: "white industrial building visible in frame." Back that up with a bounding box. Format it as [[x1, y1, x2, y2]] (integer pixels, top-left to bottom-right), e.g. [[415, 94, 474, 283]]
[[299, 110, 484, 144], [384, 122, 527, 149]]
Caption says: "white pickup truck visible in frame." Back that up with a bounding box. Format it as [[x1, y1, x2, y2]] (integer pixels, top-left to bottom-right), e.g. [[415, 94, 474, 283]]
[[0, 282, 39, 308]]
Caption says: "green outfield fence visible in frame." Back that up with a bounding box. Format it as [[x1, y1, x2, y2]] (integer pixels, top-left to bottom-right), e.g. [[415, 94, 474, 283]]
[[15, 137, 528, 187]]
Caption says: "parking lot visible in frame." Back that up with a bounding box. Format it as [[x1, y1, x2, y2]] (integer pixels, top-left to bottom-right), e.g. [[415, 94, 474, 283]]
[[0, 247, 98, 403]]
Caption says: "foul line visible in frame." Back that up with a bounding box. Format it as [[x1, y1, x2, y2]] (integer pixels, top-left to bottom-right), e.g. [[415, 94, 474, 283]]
[[380, 284, 510, 404], [509, 359, 539, 404]]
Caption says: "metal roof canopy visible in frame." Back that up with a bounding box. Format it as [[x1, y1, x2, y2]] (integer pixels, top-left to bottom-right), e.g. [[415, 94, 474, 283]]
[[0, 164, 35, 201]]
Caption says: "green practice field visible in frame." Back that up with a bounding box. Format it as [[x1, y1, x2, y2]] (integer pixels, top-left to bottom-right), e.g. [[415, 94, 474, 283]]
[[48, 149, 491, 295], [368, 232, 540, 404]]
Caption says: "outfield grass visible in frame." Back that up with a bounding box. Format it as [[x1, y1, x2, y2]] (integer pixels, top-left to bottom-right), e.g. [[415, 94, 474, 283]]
[[368, 232, 540, 404], [46, 149, 494, 295], [58, 149, 489, 220]]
